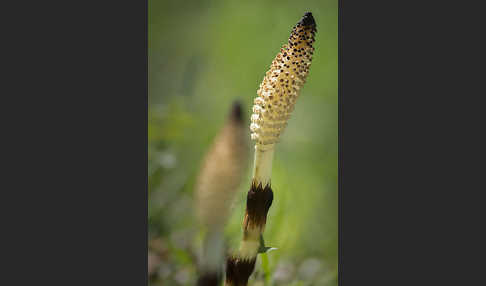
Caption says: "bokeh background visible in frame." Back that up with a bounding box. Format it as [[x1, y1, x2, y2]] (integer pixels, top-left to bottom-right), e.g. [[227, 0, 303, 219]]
[[148, 0, 337, 285]]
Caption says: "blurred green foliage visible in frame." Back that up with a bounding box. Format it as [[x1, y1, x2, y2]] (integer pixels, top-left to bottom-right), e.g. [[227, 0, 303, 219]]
[[149, 0, 337, 285]]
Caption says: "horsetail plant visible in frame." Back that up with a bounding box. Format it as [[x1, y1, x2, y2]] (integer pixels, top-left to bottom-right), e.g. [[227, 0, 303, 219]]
[[195, 102, 249, 286], [225, 12, 317, 286]]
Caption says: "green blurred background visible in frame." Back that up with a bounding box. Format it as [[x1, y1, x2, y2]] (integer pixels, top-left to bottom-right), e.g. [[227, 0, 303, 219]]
[[148, 0, 337, 285]]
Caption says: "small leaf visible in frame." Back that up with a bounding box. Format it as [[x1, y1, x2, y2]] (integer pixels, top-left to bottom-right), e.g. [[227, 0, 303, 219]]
[[258, 235, 278, 254], [264, 247, 278, 253]]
